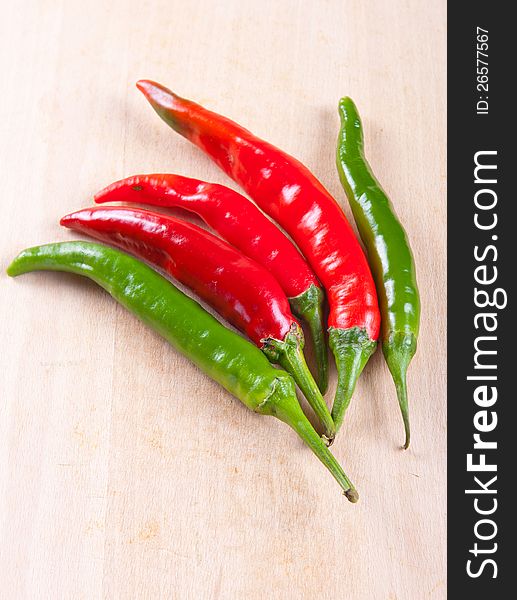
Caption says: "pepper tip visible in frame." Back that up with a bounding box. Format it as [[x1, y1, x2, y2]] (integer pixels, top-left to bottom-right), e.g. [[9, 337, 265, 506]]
[[337, 96, 354, 114], [6, 262, 16, 277], [60, 210, 92, 229], [136, 80, 155, 99]]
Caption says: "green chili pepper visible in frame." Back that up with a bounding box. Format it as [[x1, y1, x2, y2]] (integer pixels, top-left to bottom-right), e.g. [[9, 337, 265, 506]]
[[7, 241, 358, 500], [336, 98, 421, 449]]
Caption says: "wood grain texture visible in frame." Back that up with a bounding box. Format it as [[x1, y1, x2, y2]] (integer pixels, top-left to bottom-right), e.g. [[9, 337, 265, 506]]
[[0, 0, 446, 598]]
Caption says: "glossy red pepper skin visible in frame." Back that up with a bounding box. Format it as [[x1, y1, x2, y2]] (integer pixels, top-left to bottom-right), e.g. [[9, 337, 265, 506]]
[[62, 206, 292, 344], [136, 80, 380, 430], [95, 173, 329, 392], [61, 206, 335, 441], [95, 174, 318, 297]]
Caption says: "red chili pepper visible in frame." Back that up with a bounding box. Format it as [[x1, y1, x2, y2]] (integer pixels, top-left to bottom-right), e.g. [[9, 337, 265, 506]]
[[136, 80, 381, 431], [95, 173, 329, 392], [61, 206, 335, 441]]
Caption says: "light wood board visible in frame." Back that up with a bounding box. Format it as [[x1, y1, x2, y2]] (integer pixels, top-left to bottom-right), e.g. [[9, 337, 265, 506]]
[[0, 1, 446, 598]]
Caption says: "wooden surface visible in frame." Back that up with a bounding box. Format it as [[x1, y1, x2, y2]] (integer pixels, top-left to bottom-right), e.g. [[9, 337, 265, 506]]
[[0, 1, 446, 598]]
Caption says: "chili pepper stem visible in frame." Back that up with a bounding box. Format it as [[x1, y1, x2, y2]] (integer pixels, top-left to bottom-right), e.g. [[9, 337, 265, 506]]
[[288, 284, 328, 394], [396, 378, 411, 450], [329, 327, 377, 433], [263, 324, 335, 444], [259, 377, 358, 502], [383, 332, 417, 449]]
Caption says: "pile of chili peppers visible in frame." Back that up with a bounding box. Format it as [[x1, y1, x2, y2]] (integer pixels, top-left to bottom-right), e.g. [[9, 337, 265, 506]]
[[7, 81, 420, 502]]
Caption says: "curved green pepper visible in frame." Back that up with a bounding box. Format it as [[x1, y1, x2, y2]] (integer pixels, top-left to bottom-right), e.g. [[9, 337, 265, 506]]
[[336, 98, 421, 449], [7, 241, 358, 500]]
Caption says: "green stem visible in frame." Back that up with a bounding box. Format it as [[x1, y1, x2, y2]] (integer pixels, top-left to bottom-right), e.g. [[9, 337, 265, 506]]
[[263, 324, 335, 443], [329, 327, 377, 433], [289, 284, 328, 394], [261, 377, 358, 502], [383, 332, 416, 449], [395, 376, 410, 450]]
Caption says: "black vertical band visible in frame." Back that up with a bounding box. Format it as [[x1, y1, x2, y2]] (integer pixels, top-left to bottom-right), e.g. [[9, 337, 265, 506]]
[[448, 3, 515, 595]]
